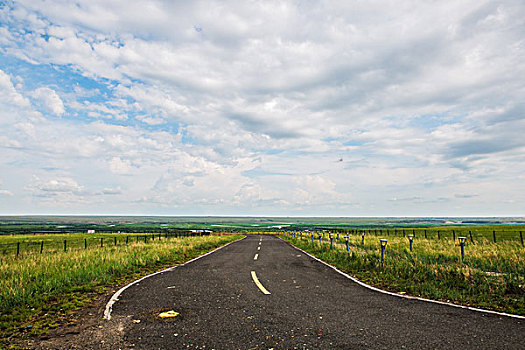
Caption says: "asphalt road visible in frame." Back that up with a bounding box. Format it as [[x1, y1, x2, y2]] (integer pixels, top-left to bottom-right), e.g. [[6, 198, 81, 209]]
[[106, 235, 524, 349]]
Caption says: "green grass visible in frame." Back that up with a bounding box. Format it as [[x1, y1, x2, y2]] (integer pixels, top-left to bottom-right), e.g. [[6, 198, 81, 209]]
[[332, 226, 525, 243], [0, 234, 241, 346], [283, 232, 525, 315], [0, 232, 189, 255]]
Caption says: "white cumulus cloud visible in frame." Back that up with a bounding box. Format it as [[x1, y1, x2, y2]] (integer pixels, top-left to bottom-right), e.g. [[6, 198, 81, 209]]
[[31, 87, 65, 116]]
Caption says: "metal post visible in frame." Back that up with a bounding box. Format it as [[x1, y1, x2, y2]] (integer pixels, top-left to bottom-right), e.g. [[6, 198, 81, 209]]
[[64, 240, 67, 252], [319, 234, 322, 245], [330, 234, 333, 250], [40, 241, 44, 254], [408, 235, 414, 252], [85, 238, 87, 249], [361, 232, 365, 245], [493, 230, 496, 243], [345, 235, 349, 252], [101, 237, 103, 247], [520, 231, 524, 246], [380, 239, 387, 265]]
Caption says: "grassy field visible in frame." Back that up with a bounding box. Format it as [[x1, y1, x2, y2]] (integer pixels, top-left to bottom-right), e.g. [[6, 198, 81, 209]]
[[2, 216, 525, 235], [0, 232, 198, 256], [0, 233, 241, 346], [282, 232, 525, 315], [349, 225, 525, 243]]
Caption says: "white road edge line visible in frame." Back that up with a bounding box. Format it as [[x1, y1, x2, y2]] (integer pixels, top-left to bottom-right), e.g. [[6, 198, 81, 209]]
[[251, 271, 271, 294], [103, 236, 246, 320], [280, 237, 525, 320], [254, 253, 258, 260]]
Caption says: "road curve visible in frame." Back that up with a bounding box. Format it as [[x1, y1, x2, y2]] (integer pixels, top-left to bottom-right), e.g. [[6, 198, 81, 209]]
[[105, 234, 524, 349]]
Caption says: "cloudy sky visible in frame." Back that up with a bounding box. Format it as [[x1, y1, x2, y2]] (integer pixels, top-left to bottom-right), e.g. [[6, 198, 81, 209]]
[[0, 0, 524, 216]]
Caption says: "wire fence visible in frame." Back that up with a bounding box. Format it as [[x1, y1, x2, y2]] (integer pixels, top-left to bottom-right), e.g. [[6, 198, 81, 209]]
[[284, 228, 525, 245], [0, 231, 209, 257]]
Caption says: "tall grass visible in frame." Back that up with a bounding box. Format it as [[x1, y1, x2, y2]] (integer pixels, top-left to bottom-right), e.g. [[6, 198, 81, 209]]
[[0, 234, 240, 342], [283, 233, 525, 315]]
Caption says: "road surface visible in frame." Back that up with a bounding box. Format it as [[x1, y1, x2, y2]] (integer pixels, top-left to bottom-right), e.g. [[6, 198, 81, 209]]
[[98, 234, 525, 349]]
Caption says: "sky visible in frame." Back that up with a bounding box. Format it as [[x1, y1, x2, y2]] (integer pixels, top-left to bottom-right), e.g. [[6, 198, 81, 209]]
[[0, 0, 524, 216]]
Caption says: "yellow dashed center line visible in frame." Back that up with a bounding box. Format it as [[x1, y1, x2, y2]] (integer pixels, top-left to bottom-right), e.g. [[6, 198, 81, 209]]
[[251, 271, 271, 295]]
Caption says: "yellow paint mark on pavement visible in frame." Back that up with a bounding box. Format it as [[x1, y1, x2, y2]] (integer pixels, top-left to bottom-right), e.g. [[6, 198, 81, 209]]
[[159, 310, 180, 318], [251, 271, 271, 295]]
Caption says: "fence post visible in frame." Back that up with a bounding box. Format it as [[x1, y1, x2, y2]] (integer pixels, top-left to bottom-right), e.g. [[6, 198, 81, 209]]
[[40, 240, 44, 254], [520, 231, 524, 246], [144, 235, 147, 243], [126, 236, 129, 245], [380, 239, 388, 265], [17, 242, 20, 257], [85, 238, 87, 249], [469, 230, 474, 244], [424, 229, 427, 239], [453, 230, 455, 242], [114, 237, 117, 246], [438, 230, 440, 240], [64, 240, 67, 252], [101, 237, 103, 247], [459, 237, 466, 260], [493, 230, 496, 243]]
